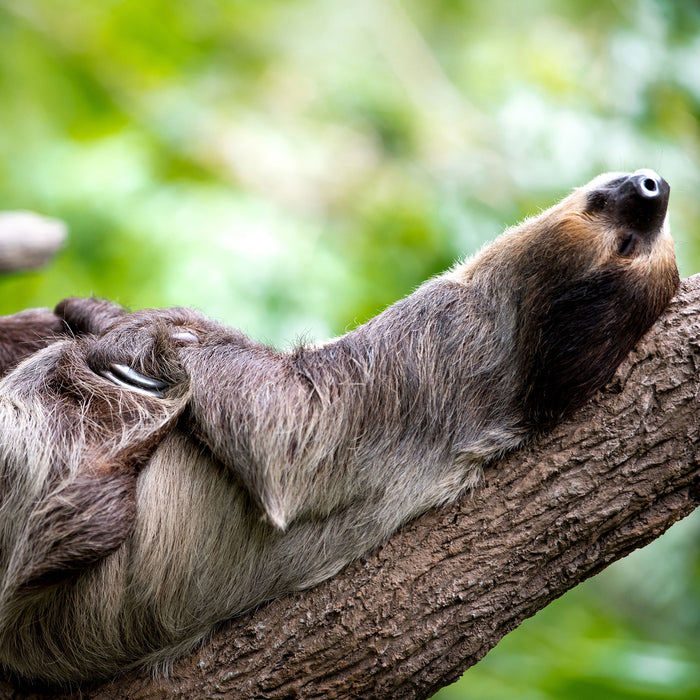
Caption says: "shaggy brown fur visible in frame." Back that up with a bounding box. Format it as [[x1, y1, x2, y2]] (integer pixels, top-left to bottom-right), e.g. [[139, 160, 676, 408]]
[[0, 308, 64, 376], [0, 171, 679, 684]]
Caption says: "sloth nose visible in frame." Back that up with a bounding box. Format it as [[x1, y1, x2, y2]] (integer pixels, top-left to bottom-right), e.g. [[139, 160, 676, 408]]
[[605, 169, 670, 234], [631, 169, 663, 199]]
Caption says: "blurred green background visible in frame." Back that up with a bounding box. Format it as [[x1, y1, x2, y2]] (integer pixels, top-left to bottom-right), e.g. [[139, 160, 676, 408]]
[[1, 0, 699, 697]]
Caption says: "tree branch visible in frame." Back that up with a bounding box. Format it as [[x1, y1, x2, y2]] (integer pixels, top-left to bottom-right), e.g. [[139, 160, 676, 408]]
[[0, 212, 65, 273], [2, 275, 700, 700]]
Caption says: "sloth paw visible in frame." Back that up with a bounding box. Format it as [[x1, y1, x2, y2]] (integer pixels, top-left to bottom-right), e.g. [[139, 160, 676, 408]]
[[94, 330, 198, 397], [100, 363, 171, 398]]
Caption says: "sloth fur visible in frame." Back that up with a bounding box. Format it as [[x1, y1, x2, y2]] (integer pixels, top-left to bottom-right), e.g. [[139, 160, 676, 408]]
[[0, 171, 680, 684]]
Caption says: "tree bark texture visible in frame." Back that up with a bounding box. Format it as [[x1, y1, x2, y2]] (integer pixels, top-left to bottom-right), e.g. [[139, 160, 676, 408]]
[[2, 274, 700, 700], [0, 211, 65, 273]]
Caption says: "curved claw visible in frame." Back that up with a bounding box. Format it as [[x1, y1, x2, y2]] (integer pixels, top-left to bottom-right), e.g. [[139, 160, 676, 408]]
[[100, 363, 170, 398], [172, 330, 199, 344]]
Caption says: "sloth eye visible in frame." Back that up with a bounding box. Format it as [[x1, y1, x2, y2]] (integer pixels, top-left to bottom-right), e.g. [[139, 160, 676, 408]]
[[586, 191, 608, 213], [617, 232, 637, 256]]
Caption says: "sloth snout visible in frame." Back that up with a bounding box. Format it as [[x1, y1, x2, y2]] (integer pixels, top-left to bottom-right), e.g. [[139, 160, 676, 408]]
[[607, 169, 669, 234]]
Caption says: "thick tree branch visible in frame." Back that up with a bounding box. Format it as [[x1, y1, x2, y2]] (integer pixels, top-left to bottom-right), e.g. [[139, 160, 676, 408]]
[[2, 275, 700, 700], [0, 212, 65, 273]]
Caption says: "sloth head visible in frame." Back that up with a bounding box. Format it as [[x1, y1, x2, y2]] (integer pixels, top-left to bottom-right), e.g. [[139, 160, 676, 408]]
[[456, 169, 679, 429], [541, 168, 675, 271]]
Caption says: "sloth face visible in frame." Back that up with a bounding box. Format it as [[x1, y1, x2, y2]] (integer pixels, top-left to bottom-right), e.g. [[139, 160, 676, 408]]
[[452, 170, 676, 293], [525, 169, 675, 285], [491, 169, 678, 304], [567, 169, 672, 262]]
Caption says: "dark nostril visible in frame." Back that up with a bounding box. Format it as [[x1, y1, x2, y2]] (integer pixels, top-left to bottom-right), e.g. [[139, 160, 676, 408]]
[[631, 169, 662, 199], [641, 177, 658, 195]]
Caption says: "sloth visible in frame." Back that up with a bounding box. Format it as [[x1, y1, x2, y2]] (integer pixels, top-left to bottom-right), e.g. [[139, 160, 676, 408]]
[[0, 170, 679, 684]]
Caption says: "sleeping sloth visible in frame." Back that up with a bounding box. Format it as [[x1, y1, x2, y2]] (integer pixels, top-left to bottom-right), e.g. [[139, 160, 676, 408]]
[[0, 170, 679, 684]]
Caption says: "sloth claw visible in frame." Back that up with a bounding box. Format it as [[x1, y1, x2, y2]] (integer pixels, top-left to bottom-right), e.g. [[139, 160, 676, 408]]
[[171, 330, 199, 344], [100, 363, 170, 398]]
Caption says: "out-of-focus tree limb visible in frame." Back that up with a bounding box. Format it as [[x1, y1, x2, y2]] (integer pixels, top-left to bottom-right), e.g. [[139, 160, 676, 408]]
[[0, 211, 66, 273]]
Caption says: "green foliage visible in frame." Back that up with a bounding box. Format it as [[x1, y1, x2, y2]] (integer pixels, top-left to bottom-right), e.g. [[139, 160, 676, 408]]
[[0, 0, 699, 696]]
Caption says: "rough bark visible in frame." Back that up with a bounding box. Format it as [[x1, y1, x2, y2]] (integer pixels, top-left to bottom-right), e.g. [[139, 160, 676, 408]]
[[0, 211, 66, 273], [2, 274, 700, 700]]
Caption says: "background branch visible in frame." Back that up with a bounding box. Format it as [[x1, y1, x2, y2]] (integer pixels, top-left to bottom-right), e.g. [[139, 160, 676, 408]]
[[2, 275, 699, 700], [0, 212, 65, 273]]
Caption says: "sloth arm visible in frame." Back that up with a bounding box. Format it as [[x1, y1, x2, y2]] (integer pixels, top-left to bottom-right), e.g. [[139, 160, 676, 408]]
[[56, 291, 499, 534], [176, 336, 336, 530], [56, 297, 359, 531]]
